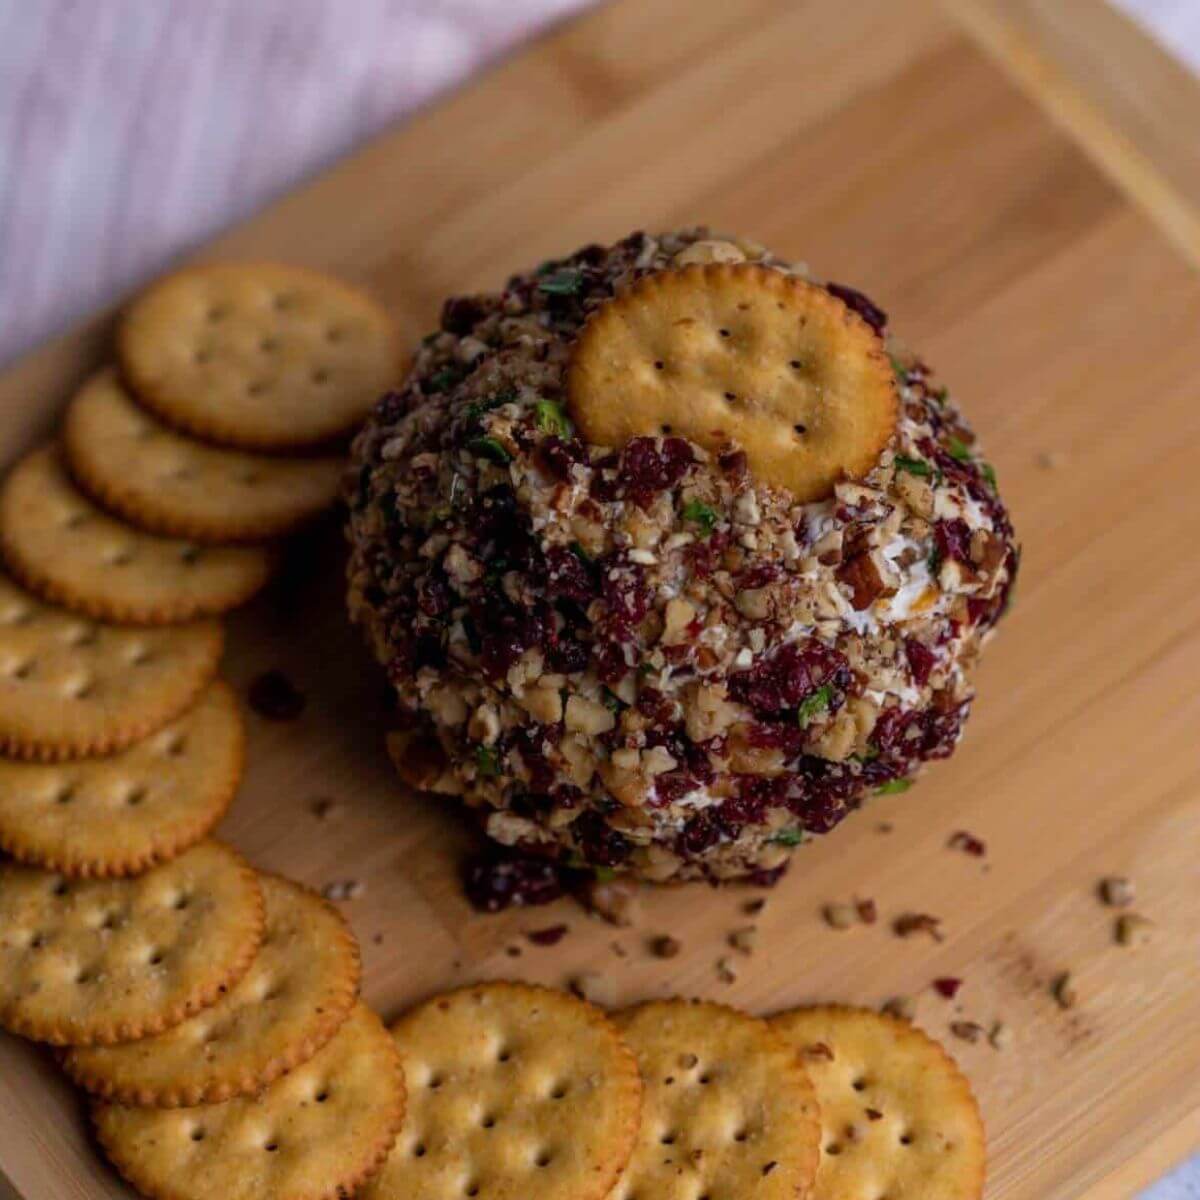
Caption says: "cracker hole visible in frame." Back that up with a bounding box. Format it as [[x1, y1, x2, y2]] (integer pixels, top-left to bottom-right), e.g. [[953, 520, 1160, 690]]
[[247, 381, 269, 397], [148, 950, 164, 966], [326, 327, 343, 344], [653, 361, 664, 371], [852, 1078, 867, 1092], [163, 734, 187, 758], [259, 337, 279, 353], [899, 1133, 914, 1147], [660, 1132, 677, 1145], [173, 894, 190, 911], [413, 1143, 427, 1158], [794, 424, 807, 436], [263, 1141, 279, 1153], [106, 549, 134, 568], [127, 645, 152, 666], [660, 424, 673, 434], [723, 393, 736, 403], [427, 1072, 444, 1089], [315, 1089, 330, 1103], [719, 328, 730, 338], [790, 359, 803, 369], [69, 678, 96, 700], [311, 368, 331, 385], [10, 660, 33, 680], [272, 294, 293, 312], [496, 1047, 512, 1063], [480, 1113, 496, 1128], [75, 968, 94, 985], [465, 1185, 479, 1197], [534, 1150, 553, 1168], [194, 350, 212, 366], [733, 1128, 749, 1143], [825, 1143, 842, 1156], [207, 305, 230, 323], [549, 1083, 568, 1100], [99, 913, 119, 931], [179, 546, 202, 565], [50, 880, 69, 897], [28, 933, 45, 950], [55, 785, 74, 805], [698, 1073, 712, 1085], [65, 625, 97, 647], [125, 785, 147, 807], [190, 1128, 205, 1142]]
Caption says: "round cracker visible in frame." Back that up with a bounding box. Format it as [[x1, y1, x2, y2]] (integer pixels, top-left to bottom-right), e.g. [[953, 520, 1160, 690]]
[[118, 262, 402, 451], [0, 680, 242, 877], [770, 1005, 986, 1200], [64, 368, 344, 542], [94, 1002, 405, 1200], [361, 981, 642, 1200], [66, 873, 360, 1105], [609, 998, 821, 1200], [0, 839, 263, 1046], [567, 264, 898, 501], [0, 573, 223, 761], [0, 444, 275, 624]]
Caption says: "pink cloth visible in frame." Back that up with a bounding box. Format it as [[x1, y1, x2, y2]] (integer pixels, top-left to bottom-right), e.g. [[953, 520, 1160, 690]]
[[0, 0, 594, 367]]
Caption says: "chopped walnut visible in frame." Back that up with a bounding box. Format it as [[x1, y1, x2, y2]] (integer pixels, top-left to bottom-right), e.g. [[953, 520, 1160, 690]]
[[894, 913, 945, 942], [882, 995, 916, 1022], [715, 956, 738, 984], [1099, 876, 1135, 908], [1115, 913, 1154, 947], [565, 695, 616, 735], [838, 551, 890, 611], [1052, 972, 1078, 1010], [854, 898, 878, 925], [823, 903, 858, 931], [729, 926, 758, 955], [570, 971, 616, 1007], [950, 1021, 985, 1044], [988, 1021, 1012, 1051], [518, 686, 563, 725], [581, 878, 641, 927]]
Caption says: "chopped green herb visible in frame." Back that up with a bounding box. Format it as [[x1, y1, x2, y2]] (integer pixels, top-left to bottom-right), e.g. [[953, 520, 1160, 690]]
[[894, 456, 932, 478], [537, 269, 584, 296], [535, 399, 572, 436], [980, 461, 998, 490], [464, 389, 515, 424], [933, 387, 949, 405], [594, 866, 617, 883], [565, 853, 587, 870], [946, 436, 973, 462], [682, 500, 718, 534], [569, 541, 593, 567], [797, 685, 833, 726], [468, 436, 513, 465], [927, 545, 943, 577], [769, 829, 806, 846], [475, 746, 501, 777], [424, 364, 468, 394], [888, 354, 909, 383], [637, 662, 655, 679], [601, 687, 625, 715], [875, 778, 912, 795], [535, 259, 559, 278]]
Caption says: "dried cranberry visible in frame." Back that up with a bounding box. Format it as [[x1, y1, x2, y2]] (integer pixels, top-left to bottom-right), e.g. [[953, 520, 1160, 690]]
[[728, 640, 849, 715], [617, 436, 694, 508], [678, 811, 721, 857], [933, 977, 963, 999], [508, 727, 557, 792], [571, 811, 632, 867], [718, 448, 749, 481], [636, 687, 679, 727], [418, 571, 452, 618], [546, 635, 588, 675], [737, 562, 782, 590], [714, 790, 770, 838], [544, 545, 595, 604], [440, 295, 491, 335], [746, 862, 789, 888], [905, 639, 937, 687], [935, 519, 972, 565], [539, 435, 587, 481], [685, 529, 729, 578], [247, 670, 307, 721], [464, 851, 565, 913], [600, 556, 649, 631], [592, 641, 629, 685], [826, 283, 887, 335], [373, 390, 407, 423]]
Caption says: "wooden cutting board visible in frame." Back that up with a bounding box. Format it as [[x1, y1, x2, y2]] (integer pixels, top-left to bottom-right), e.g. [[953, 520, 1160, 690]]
[[1, 2, 1198, 1198]]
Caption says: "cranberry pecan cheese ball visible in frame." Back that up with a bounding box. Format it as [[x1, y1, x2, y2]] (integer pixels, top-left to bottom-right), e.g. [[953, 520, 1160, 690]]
[[346, 230, 1017, 888]]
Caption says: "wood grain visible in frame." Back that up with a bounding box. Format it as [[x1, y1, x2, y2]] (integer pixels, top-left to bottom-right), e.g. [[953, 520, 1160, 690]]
[[1, 1, 1198, 1198]]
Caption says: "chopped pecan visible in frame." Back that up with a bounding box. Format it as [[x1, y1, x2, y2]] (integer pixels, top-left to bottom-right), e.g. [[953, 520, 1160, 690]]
[[894, 912, 945, 942]]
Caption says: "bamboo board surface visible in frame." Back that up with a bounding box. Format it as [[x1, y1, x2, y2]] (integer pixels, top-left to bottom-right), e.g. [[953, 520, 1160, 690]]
[[1, 2, 1199, 1197]]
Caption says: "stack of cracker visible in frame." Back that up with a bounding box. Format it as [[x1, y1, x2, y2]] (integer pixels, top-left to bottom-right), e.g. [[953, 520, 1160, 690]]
[[0, 262, 410, 1199]]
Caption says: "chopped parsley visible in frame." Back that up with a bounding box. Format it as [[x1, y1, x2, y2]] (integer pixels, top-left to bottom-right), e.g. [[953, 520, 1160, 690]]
[[475, 746, 502, 777], [593, 866, 617, 883], [424, 363, 468, 394], [537, 269, 584, 297], [637, 662, 655, 680], [980, 461, 998, 490], [946, 436, 973, 462], [769, 828, 806, 846], [888, 354, 909, 383], [601, 687, 625, 715], [894, 455, 932, 478], [535, 399, 572, 436], [468, 436, 513, 465], [797, 685, 833, 726], [569, 540, 592, 565], [927, 544, 943, 577], [682, 499, 718, 534], [464, 389, 515, 424], [876, 778, 912, 795]]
